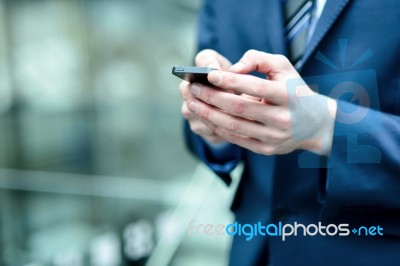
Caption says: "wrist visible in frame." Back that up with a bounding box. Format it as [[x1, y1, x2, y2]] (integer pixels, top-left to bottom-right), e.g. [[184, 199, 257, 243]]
[[299, 96, 337, 156]]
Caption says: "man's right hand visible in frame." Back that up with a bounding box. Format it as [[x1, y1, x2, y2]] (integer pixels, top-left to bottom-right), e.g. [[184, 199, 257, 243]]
[[179, 49, 232, 144]]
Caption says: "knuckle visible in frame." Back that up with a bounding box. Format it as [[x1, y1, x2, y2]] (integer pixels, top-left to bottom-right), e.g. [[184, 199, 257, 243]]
[[268, 133, 285, 143], [254, 80, 266, 96], [245, 49, 259, 60], [204, 89, 214, 103], [277, 112, 291, 130], [199, 108, 211, 121], [227, 133, 238, 144], [218, 129, 236, 144], [207, 125, 217, 134], [281, 120, 291, 132], [260, 132, 273, 143], [227, 119, 241, 132], [231, 99, 246, 114], [268, 110, 290, 128], [202, 120, 216, 132], [281, 131, 292, 142]]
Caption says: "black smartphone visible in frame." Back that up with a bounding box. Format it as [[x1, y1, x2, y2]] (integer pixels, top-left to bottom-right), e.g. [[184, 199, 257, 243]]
[[172, 66, 216, 86]]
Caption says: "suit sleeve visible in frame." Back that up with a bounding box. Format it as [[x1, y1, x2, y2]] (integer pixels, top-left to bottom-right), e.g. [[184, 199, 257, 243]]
[[183, 0, 242, 185], [320, 100, 400, 218]]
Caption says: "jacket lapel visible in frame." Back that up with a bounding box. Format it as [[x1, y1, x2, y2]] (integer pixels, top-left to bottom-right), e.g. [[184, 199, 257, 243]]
[[266, 0, 287, 55], [298, 0, 351, 69]]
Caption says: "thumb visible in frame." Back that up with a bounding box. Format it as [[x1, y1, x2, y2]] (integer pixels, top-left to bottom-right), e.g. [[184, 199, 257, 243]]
[[195, 49, 232, 70], [229, 50, 297, 80]]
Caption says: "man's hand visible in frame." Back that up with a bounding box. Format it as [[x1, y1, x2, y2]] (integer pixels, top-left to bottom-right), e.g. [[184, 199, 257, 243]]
[[186, 50, 338, 155], [180, 49, 232, 143]]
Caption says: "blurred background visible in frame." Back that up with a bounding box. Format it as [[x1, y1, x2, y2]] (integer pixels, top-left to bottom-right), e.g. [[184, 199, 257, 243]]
[[0, 0, 240, 265]]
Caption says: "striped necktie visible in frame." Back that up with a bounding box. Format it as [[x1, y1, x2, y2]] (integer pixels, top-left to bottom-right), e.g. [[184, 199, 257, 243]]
[[284, 0, 315, 66]]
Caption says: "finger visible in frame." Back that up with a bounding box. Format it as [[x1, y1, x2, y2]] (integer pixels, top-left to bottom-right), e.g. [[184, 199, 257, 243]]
[[201, 119, 217, 133], [207, 71, 287, 105], [241, 94, 263, 102], [187, 98, 272, 141], [181, 79, 228, 101], [181, 102, 196, 120], [183, 102, 220, 134], [189, 83, 280, 123], [184, 101, 221, 136], [195, 49, 232, 69], [179, 81, 191, 100], [215, 128, 277, 155], [183, 102, 217, 131], [229, 50, 298, 79], [192, 84, 292, 129], [198, 120, 227, 144], [188, 120, 215, 137]]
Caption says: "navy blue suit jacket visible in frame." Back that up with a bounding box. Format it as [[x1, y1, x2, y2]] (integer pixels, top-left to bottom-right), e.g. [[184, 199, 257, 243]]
[[184, 0, 400, 265]]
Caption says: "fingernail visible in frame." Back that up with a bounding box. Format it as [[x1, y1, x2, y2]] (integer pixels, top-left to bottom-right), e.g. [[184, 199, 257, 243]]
[[230, 61, 244, 72], [190, 84, 201, 96], [188, 101, 198, 113], [208, 71, 222, 86]]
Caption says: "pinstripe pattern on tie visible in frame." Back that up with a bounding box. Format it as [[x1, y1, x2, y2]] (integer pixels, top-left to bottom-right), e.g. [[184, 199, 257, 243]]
[[284, 0, 315, 66]]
